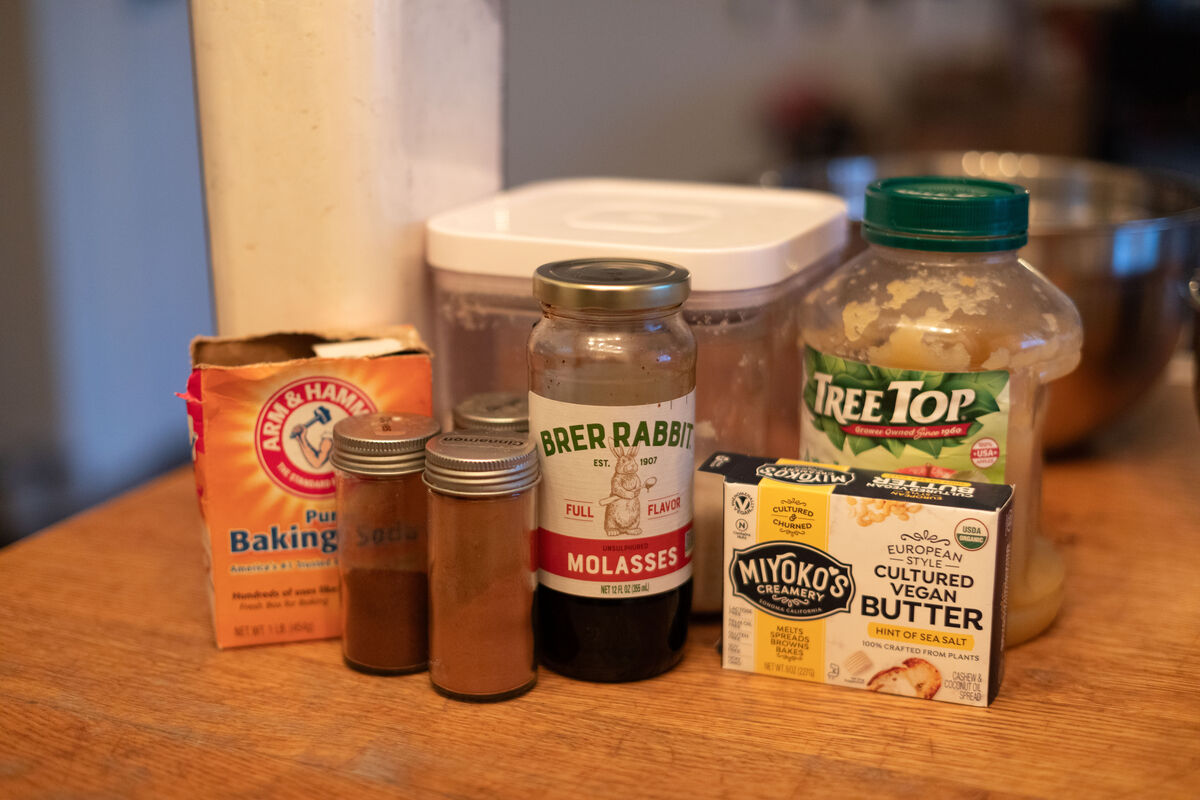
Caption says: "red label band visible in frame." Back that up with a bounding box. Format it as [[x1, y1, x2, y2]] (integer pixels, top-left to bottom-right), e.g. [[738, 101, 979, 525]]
[[840, 422, 971, 439], [539, 524, 692, 583]]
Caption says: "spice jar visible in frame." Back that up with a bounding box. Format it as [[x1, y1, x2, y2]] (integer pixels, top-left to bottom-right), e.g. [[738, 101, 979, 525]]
[[452, 391, 529, 432], [528, 258, 696, 682], [799, 177, 1082, 646], [332, 412, 441, 674], [424, 431, 540, 701]]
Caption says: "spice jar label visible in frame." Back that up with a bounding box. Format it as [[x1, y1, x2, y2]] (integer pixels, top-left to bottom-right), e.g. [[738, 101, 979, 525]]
[[530, 391, 695, 598], [801, 347, 1011, 483]]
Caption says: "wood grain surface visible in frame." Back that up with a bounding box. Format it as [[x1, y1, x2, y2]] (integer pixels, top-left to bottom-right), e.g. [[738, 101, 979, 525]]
[[2, 384, 1198, 799]]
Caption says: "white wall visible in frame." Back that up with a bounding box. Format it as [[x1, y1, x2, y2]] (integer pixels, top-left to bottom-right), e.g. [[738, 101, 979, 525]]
[[504, 0, 1010, 185]]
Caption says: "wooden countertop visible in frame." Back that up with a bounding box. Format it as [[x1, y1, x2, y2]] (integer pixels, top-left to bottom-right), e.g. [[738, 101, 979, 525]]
[[3, 384, 1198, 798]]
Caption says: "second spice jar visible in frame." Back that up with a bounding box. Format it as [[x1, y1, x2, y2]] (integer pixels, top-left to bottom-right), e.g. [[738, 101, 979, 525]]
[[424, 431, 540, 701]]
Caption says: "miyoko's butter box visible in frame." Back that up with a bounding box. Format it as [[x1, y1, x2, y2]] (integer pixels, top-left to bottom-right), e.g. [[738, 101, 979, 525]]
[[700, 453, 1013, 706], [181, 327, 431, 648]]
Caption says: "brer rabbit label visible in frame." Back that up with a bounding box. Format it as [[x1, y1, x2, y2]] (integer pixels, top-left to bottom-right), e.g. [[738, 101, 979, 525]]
[[530, 391, 695, 598]]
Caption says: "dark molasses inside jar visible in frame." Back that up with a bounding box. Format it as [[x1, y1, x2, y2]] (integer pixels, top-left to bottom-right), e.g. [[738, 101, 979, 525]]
[[528, 258, 696, 682]]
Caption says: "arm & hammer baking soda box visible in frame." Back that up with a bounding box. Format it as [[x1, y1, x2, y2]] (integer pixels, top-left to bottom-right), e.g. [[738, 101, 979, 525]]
[[700, 453, 1013, 706], [181, 327, 432, 648]]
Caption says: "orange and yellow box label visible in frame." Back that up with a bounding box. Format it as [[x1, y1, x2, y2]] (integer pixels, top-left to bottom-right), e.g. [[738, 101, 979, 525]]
[[183, 329, 431, 648]]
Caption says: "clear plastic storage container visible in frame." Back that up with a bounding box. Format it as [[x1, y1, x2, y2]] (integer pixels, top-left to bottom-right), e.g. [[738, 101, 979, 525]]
[[427, 179, 846, 614]]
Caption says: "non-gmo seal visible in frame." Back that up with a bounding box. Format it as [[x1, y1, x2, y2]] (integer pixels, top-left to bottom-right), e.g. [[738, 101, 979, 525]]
[[729, 541, 855, 620], [254, 376, 376, 498], [954, 517, 989, 551]]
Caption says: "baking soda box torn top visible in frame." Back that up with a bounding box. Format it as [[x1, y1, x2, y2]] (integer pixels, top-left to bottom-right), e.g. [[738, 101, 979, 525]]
[[700, 453, 1013, 706], [181, 328, 432, 648]]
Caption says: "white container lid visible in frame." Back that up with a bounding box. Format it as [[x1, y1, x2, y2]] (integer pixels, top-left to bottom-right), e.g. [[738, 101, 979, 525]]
[[426, 178, 847, 292]]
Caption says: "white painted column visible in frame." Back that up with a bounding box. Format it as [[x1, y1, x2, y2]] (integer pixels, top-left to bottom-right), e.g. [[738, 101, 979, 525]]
[[190, 0, 503, 340]]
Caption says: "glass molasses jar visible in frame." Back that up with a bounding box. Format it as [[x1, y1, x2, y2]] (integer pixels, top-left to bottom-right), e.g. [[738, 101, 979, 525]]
[[528, 258, 696, 682]]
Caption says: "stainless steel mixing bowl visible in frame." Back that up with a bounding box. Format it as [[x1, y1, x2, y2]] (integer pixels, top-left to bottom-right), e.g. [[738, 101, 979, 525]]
[[767, 152, 1200, 449]]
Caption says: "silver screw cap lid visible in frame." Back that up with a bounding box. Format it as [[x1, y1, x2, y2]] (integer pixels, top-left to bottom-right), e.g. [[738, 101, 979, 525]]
[[452, 391, 529, 433], [423, 432, 540, 497], [532, 258, 690, 311], [331, 412, 441, 476]]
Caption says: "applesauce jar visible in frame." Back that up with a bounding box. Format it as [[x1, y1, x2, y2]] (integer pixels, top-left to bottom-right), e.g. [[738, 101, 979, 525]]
[[800, 177, 1082, 646], [529, 258, 696, 681]]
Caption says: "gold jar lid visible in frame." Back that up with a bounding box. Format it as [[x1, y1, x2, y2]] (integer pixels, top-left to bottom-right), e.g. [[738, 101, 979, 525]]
[[532, 258, 690, 311]]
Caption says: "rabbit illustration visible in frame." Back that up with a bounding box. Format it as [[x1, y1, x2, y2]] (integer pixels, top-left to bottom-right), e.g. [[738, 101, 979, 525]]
[[599, 445, 657, 537]]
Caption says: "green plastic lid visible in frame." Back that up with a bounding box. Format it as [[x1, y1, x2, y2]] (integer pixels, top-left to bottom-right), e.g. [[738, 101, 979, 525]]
[[862, 176, 1029, 252]]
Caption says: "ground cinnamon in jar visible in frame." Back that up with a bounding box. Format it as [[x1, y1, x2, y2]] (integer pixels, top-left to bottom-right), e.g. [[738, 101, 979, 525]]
[[424, 432, 539, 701], [339, 567, 427, 669], [333, 412, 440, 675]]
